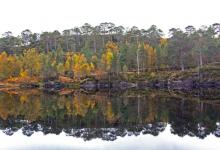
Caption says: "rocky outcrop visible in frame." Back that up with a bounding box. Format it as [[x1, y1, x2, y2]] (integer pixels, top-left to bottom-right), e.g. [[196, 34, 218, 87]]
[[81, 79, 220, 91], [43, 81, 64, 90], [81, 80, 136, 90]]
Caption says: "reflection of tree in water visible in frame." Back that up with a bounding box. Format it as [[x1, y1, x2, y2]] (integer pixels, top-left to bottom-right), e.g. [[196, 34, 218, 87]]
[[0, 89, 220, 141]]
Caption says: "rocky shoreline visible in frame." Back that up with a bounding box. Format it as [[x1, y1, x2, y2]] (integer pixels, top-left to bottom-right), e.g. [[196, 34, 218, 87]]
[[0, 68, 219, 91], [80, 79, 220, 91]]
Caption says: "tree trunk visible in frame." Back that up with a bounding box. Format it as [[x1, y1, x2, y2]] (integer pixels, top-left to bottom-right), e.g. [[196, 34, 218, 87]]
[[180, 50, 185, 71], [199, 50, 203, 68], [77, 33, 80, 50], [137, 49, 140, 75], [49, 40, 52, 51], [46, 41, 49, 53], [66, 38, 69, 50], [137, 94, 140, 122], [102, 36, 105, 48], [93, 36, 97, 53], [180, 61, 184, 71], [54, 39, 57, 50]]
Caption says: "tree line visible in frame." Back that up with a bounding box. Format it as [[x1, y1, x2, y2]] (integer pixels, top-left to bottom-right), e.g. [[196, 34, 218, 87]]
[[0, 22, 220, 80]]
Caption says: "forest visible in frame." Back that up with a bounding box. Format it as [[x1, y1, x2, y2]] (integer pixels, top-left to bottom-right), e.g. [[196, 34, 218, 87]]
[[0, 22, 220, 83]]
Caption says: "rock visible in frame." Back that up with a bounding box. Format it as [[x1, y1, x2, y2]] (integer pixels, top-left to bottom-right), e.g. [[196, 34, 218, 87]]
[[81, 81, 136, 90], [136, 81, 149, 88], [43, 81, 64, 90], [20, 83, 39, 88], [112, 81, 136, 90], [80, 81, 97, 90]]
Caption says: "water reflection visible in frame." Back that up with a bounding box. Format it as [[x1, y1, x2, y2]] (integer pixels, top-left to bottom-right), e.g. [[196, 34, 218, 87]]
[[0, 125, 220, 150], [0, 89, 220, 141]]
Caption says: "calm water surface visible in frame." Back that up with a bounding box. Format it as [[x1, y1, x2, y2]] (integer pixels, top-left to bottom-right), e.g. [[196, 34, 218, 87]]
[[0, 89, 220, 150]]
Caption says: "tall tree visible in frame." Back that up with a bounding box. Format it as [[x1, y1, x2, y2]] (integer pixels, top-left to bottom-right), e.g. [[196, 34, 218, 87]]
[[21, 29, 32, 46]]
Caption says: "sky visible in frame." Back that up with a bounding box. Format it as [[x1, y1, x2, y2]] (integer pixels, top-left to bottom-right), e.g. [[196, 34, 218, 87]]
[[0, 0, 220, 36]]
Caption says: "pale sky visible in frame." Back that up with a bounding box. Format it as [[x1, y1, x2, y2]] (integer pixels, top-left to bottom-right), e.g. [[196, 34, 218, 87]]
[[0, 0, 220, 36]]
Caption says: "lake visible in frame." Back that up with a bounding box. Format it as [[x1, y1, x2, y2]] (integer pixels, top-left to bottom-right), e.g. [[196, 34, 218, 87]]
[[0, 89, 220, 150]]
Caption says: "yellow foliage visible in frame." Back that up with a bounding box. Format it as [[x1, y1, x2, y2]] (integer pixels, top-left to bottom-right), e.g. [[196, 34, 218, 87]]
[[20, 70, 28, 78], [67, 53, 93, 78], [144, 43, 157, 68], [57, 63, 65, 75], [101, 49, 113, 71], [64, 59, 71, 71], [0, 52, 21, 79], [20, 95, 28, 104], [104, 102, 117, 123], [90, 63, 95, 71], [101, 41, 119, 71], [21, 48, 42, 76], [73, 95, 96, 117], [105, 41, 119, 53], [159, 38, 168, 48]]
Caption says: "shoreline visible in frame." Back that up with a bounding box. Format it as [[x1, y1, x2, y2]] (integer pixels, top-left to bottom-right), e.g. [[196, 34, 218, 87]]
[[0, 76, 219, 92]]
